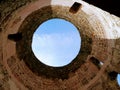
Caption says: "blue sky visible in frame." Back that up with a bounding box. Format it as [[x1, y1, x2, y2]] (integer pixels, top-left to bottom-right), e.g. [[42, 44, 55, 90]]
[[32, 19, 81, 67], [31, 18, 120, 86], [117, 74, 120, 86]]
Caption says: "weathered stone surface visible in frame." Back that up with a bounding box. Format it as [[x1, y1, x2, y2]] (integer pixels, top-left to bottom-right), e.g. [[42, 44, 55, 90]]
[[0, 0, 120, 90]]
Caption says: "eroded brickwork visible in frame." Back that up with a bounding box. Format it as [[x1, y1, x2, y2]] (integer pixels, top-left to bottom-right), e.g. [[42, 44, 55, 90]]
[[0, 0, 120, 90]]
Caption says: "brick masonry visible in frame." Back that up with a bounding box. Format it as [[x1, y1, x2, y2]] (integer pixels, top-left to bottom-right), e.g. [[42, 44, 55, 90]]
[[0, 0, 120, 90]]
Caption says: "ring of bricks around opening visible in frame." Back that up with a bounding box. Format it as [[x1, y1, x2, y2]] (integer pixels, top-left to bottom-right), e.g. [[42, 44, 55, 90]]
[[3, 0, 109, 89], [16, 5, 93, 79]]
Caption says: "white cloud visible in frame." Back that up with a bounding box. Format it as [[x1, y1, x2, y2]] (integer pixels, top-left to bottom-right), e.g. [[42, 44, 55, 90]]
[[32, 30, 81, 67]]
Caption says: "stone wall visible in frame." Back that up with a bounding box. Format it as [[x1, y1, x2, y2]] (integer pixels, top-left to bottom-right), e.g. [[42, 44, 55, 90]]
[[0, 0, 120, 90]]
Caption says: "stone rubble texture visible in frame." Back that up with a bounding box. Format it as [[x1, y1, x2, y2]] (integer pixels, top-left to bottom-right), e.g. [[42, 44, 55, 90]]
[[0, 0, 120, 90]]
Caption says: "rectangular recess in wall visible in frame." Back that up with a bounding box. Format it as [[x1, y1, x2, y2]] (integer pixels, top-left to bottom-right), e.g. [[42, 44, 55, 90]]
[[90, 57, 101, 70], [8, 33, 22, 42], [69, 2, 82, 14], [0, 27, 2, 32]]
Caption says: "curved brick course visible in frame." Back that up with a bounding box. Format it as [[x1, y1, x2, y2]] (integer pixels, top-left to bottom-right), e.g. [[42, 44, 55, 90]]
[[0, 0, 120, 90]]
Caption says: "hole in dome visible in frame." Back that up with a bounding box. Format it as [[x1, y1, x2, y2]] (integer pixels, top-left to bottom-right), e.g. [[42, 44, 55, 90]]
[[90, 57, 101, 69], [117, 74, 120, 86], [108, 71, 118, 80], [32, 18, 81, 67], [69, 2, 82, 13], [8, 33, 22, 42]]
